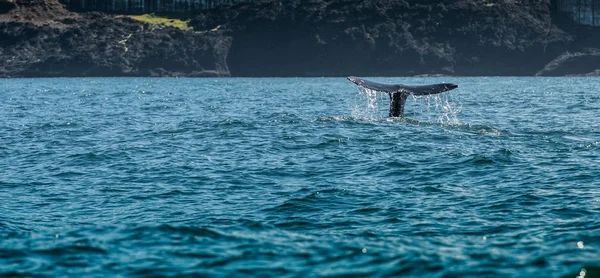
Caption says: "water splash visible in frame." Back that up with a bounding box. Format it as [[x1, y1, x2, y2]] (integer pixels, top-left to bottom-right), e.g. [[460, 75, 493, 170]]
[[350, 87, 387, 120], [408, 93, 462, 125], [351, 87, 461, 124]]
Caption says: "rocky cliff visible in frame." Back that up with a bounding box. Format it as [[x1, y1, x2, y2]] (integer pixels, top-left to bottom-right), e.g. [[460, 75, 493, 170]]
[[0, 0, 231, 77], [191, 0, 598, 76], [1, 0, 599, 77]]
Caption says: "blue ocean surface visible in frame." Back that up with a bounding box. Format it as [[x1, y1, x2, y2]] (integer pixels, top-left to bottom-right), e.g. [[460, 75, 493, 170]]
[[0, 77, 599, 277]]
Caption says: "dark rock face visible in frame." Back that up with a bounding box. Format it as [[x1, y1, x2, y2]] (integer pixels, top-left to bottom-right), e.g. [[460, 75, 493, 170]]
[[0, 0, 231, 77], [0, 19, 231, 77], [0, 1, 18, 14], [1, 0, 73, 21], [191, 0, 574, 77], [0, 23, 231, 78]]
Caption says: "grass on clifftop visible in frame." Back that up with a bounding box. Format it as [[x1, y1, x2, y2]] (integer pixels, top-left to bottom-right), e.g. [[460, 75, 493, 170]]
[[129, 14, 190, 30]]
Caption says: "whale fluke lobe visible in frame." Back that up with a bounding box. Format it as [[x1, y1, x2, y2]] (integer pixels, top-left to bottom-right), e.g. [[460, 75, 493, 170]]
[[347, 76, 458, 117], [347, 76, 401, 92]]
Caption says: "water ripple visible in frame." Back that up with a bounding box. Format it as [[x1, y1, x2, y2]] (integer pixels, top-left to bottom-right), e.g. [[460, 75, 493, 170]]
[[0, 77, 599, 276]]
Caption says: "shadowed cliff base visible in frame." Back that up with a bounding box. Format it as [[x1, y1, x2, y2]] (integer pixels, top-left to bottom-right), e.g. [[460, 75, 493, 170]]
[[1, 0, 600, 77], [191, 0, 599, 77]]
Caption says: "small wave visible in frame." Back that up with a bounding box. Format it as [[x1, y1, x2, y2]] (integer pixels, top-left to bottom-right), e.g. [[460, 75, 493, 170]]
[[27, 122, 80, 132], [265, 112, 302, 124], [317, 115, 355, 122], [317, 115, 397, 124], [215, 119, 257, 129], [119, 224, 238, 242], [35, 245, 107, 256], [351, 207, 382, 215], [264, 197, 324, 214], [262, 188, 354, 215], [51, 171, 86, 178], [317, 115, 437, 125], [441, 122, 505, 136], [439, 147, 520, 171], [318, 115, 503, 137], [140, 104, 172, 111]]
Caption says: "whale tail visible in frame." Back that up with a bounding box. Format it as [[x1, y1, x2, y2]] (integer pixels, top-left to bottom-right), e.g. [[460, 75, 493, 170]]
[[347, 76, 458, 117]]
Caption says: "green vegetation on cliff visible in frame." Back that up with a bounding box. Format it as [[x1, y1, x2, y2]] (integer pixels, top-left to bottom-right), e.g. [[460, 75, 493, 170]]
[[129, 14, 190, 30]]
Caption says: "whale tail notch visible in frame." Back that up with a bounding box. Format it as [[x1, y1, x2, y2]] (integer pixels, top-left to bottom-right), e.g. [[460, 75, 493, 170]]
[[347, 76, 458, 117]]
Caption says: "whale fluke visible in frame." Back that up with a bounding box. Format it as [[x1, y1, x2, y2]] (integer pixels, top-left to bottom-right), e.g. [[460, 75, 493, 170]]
[[347, 76, 458, 117]]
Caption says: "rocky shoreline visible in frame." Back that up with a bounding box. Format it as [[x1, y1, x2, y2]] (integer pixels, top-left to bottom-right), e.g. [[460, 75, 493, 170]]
[[1, 0, 599, 77]]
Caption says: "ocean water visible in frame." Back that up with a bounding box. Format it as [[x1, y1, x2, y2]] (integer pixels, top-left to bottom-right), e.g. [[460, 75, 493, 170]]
[[0, 77, 599, 277]]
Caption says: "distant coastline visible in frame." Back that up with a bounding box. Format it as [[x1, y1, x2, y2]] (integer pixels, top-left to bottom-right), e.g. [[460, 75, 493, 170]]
[[1, 0, 600, 78]]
